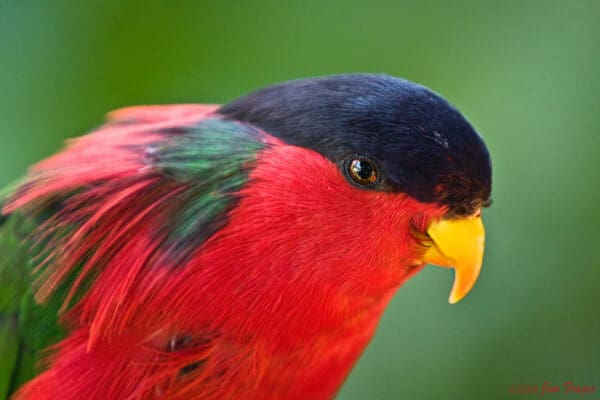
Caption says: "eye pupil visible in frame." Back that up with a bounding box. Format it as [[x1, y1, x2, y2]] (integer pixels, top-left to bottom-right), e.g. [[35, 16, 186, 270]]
[[349, 159, 377, 184], [352, 160, 373, 179]]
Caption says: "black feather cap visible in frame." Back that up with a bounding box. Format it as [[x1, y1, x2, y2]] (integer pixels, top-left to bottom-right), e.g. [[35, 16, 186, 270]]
[[220, 74, 491, 217]]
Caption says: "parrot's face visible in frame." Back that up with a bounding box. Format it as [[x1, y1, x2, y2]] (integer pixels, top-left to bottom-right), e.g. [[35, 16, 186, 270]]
[[221, 74, 491, 303], [234, 145, 449, 297]]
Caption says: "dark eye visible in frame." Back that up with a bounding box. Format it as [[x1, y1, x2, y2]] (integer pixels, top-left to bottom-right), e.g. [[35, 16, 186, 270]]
[[348, 158, 379, 186]]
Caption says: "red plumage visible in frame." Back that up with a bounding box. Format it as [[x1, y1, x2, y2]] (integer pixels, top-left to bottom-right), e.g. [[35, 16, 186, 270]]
[[6, 105, 446, 399]]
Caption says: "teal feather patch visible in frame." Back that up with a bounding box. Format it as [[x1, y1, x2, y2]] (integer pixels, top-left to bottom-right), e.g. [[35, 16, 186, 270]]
[[149, 119, 266, 264]]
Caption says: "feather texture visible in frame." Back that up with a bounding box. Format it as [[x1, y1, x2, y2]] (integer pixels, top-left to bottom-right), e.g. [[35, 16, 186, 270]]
[[3, 104, 446, 399]]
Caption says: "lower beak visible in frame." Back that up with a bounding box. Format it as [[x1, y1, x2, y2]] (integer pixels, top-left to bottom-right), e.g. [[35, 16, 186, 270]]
[[421, 216, 485, 304]]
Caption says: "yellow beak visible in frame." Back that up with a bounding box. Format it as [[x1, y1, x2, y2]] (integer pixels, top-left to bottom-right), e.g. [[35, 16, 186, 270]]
[[421, 216, 485, 304]]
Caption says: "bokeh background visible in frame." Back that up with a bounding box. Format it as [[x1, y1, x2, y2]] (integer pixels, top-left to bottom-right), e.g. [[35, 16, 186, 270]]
[[1, 1, 598, 399]]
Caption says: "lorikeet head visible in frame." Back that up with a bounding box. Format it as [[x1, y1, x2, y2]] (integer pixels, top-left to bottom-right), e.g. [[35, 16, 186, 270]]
[[221, 74, 491, 303]]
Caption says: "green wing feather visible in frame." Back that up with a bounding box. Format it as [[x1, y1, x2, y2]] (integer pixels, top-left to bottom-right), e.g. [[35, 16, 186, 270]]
[[0, 213, 65, 399]]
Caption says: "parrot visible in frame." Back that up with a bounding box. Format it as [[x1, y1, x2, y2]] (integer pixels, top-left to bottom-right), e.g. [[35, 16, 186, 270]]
[[0, 74, 492, 400]]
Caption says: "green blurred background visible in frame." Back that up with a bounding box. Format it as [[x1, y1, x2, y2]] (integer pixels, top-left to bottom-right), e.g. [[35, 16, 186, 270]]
[[1, 1, 598, 398]]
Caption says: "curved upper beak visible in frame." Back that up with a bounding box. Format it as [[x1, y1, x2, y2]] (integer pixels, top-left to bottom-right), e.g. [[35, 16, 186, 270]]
[[421, 215, 485, 304]]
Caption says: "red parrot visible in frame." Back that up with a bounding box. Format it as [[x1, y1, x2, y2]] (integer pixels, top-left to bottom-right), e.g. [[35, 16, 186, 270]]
[[0, 74, 491, 399]]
